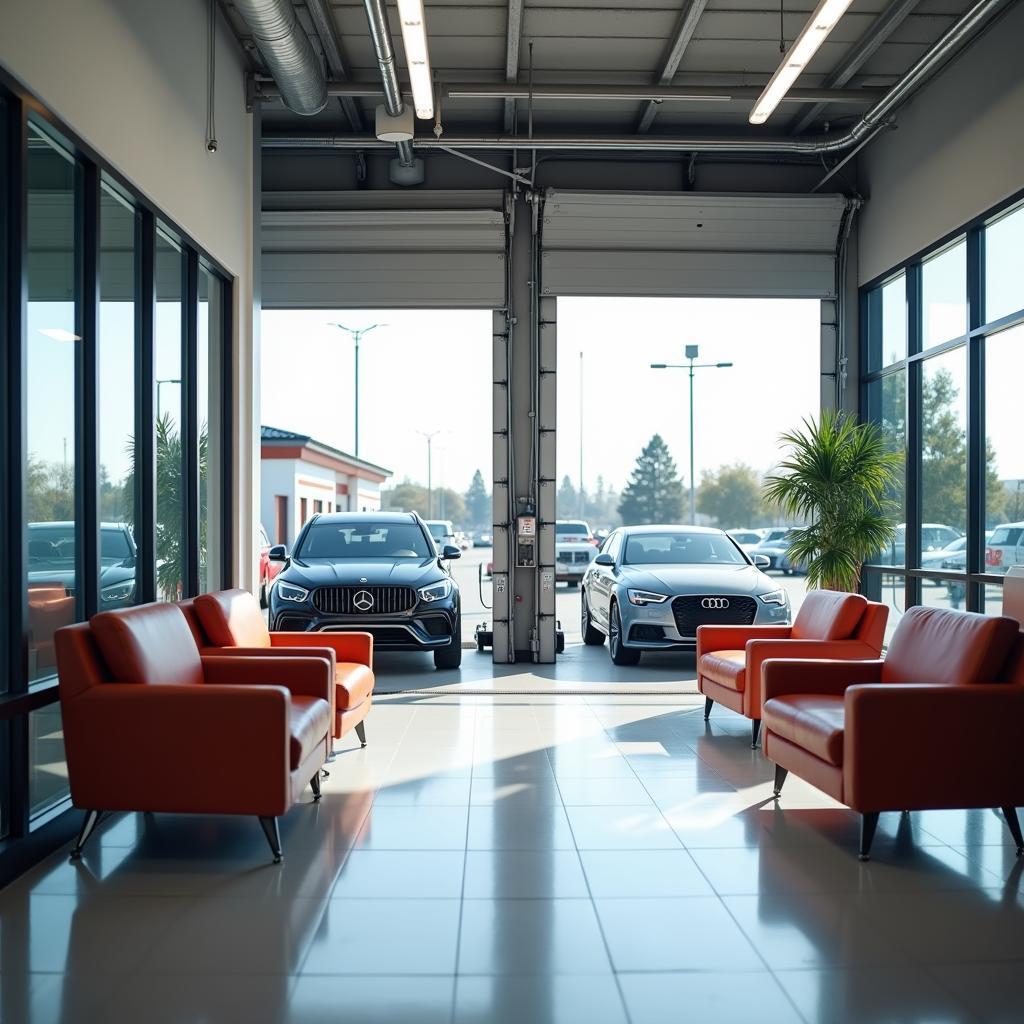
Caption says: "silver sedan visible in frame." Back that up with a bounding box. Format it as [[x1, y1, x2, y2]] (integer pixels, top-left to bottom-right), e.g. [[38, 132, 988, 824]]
[[580, 525, 792, 665]]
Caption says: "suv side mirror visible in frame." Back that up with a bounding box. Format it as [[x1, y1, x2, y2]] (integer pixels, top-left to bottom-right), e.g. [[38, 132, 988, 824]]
[[268, 544, 288, 561], [594, 552, 615, 567], [751, 554, 770, 568], [441, 544, 462, 560]]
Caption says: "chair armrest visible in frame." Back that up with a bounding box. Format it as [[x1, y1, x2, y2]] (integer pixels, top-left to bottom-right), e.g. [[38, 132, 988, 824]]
[[762, 658, 884, 702], [845, 683, 1024, 811], [202, 655, 332, 703], [199, 645, 337, 673], [697, 624, 792, 658], [270, 631, 373, 667], [745, 640, 877, 718]]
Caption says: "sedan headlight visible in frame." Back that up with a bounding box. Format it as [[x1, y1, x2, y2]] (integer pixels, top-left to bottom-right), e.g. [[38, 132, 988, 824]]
[[418, 579, 453, 603], [100, 581, 135, 604], [627, 589, 669, 606], [759, 589, 787, 606], [277, 581, 310, 603]]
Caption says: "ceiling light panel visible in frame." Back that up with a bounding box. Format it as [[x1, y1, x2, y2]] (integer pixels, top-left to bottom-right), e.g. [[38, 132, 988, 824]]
[[396, 0, 433, 119]]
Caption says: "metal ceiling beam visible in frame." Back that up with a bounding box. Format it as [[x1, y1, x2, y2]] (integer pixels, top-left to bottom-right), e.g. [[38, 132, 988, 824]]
[[790, 0, 921, 135], [637, 0, 710, 133], [305, 0, 364, 131], [503, 0, 524, 133]]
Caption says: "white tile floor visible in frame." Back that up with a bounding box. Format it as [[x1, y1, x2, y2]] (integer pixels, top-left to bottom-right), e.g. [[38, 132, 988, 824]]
[[2, 649, 1024, 1023]]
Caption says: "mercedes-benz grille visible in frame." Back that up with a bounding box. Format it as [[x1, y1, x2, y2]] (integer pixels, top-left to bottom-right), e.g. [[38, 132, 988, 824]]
[[312, 585, 416, 615], [671, 594, 758, 636]]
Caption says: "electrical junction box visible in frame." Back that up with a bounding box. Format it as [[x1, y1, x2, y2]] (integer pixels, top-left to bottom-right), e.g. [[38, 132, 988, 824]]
[[516, 515, 536, 568], [375, 104, 414, 142]]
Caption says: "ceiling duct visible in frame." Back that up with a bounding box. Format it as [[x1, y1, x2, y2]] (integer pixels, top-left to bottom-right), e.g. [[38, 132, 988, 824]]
[[233, 0, 327, 116]]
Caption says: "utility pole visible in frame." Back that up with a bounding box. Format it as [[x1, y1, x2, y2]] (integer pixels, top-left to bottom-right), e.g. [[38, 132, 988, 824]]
[[579, 350, 585, 519], [418, 429, 441, 518], [328, 322, 386, 457]]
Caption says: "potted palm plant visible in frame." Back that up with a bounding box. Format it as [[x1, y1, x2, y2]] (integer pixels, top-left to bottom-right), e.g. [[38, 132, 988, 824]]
[[762, 410, 902, 592]]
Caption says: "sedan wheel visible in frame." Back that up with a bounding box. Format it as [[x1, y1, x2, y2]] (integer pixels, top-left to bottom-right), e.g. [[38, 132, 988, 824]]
[[581, 593, 605, 646], [608, 602, 641, 666]]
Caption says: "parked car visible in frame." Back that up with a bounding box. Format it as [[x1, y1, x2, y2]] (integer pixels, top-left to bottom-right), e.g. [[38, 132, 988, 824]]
[[454, 529, 472, 550], [556, 541, 596, 587], [28, 520, 137, 608], [258, 522, 285, 608], [922, 535, 968, 571], [750, 528, 803, 572], [986, 522, 1024, 575], [726, 528, 765, 550], [580, 525, 790, 665], [268, 511, 463, 669], [473, 531, 493, 548], [424, 519, 458, 554], [556, 520, 595, 545], [870, 523, 962, 566]]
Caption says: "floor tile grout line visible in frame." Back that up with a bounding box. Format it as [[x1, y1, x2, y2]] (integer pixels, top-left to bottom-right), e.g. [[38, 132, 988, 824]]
[[448, 703, 478, 1020]]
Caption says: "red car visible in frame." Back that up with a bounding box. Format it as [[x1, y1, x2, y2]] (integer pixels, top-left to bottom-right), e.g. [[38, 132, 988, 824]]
[[259, 523, 285, 607]]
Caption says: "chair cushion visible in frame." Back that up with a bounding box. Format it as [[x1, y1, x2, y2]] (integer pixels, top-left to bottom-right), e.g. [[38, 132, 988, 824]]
[[882, 606, 1021, 686], [194, 589, 271, 649], [336, 663, 375, 708], [290, 696, 330, 770], [698, 651, 746, 692], [763, 694, 846, 767], [791, 590, 867, 642], [91, 604, 204, 687]]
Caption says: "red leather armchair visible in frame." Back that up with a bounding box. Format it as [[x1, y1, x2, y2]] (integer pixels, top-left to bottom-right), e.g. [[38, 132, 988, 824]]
[[763, 605, 1024, 860], [55, 602, 333, 863], [179, 589, 374, 747], [697, 589, 887, 747]]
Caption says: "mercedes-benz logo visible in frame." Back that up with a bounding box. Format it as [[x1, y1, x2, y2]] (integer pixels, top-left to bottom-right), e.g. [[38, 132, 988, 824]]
[[353, 590, 375, 612], [701, 597, 730, 610]]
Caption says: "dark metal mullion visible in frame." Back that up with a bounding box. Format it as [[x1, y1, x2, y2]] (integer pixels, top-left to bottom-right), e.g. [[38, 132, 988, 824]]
[[184, 249, 200, 597], [905, 265, 922, 611], [78, 163, 100, 620], [135, 212, 157, 604], [220, 278, 234, 588], [965, 228, 985, 611]]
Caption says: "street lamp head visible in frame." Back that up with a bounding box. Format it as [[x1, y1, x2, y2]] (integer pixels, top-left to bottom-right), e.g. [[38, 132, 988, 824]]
[[685, 344, 699, 360], [650, 363, 667, 369], [717, 362, 734, 368]]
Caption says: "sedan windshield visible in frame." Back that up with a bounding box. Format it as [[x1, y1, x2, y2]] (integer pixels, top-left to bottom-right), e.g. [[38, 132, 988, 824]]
[[297, 523, 432, 559], [623, 532, 746, 566]]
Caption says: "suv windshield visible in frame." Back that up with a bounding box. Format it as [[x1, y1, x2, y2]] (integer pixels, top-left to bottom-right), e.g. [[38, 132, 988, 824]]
[[556, 523, 588, 535], [623, 532, 746, 566], [297, 523, 432, 560]]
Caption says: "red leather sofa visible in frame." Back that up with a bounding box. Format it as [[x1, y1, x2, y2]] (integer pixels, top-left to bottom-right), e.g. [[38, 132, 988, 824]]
[[55, 602, 332, 863], [697, 589, 888, 747], [763, 605, 1024, 860], [179, 588, 374, 747]]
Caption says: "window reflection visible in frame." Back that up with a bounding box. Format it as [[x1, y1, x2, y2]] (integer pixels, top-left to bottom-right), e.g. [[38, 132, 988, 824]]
[[155, 227, 184, 602], [30, 704, 69, 818], [922, 240, 966, 349], [198, 266, 222, 592], [865, 371, 905, 565], [867, 274, 906, 371], [26, 121, 79, 684], [985, 204, 1024, 323]]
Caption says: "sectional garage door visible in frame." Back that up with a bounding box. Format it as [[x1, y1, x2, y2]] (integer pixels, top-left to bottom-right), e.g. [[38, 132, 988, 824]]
[[540, 191, 851, 299], [261, 194, 506, 309]]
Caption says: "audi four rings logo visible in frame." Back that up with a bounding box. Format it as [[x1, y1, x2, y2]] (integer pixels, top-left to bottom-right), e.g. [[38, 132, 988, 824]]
[[352, 590, 375, 612], [701, 597, 730, 609]]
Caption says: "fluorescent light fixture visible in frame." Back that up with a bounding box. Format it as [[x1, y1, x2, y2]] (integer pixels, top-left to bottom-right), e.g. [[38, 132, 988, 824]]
[[749, 0, 854, 125], [396, 0, 434, 119], [38, 328, 80, 342]]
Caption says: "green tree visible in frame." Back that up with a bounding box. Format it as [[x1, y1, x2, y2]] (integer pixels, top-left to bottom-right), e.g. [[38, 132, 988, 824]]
[[382, 478, 465, 523], [26, 457, 75, 522], [618, 434, 684, 525], [557, 475, 578, 520], [696, 463, 764, 527], [464, 469, 491, 530]]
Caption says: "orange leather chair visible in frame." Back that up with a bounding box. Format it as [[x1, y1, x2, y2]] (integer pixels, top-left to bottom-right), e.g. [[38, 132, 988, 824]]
[[28, 581, 77, 674], [763, 605, 1024, 860], [181, 589, 374, 747], [55, 602, 332, 864], [697, 589, 887, 747]]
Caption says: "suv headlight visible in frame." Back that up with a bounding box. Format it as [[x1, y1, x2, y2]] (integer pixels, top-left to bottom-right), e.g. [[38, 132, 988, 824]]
[[628, 589, 668, 606], [418, 579, 453, 603], [277, 581, 310, 603], [759, 589, 787, 606], [100, 581, 135, 604]]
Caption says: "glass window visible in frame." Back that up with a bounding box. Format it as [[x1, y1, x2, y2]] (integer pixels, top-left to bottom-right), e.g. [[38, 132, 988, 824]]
[[155, 226, 183, 601], [922, 240, 967, 349], [867, 274, 907, 371], [865, 370, 906, 565], [99, 180, 139, 609], [920, 348, 967, 563], [985, 204, 1024, 323], [198, 265, 223, 593], [26, 121, 79, 684], [30, 704, 69, 820]]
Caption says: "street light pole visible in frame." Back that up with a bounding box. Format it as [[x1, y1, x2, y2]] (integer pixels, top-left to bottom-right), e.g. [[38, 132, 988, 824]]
[[579, 350, 585, 519], [328, 322, 386, 457], [156, 377, 182, 424], [418, 430, 441, 518], [650, 347, 734, 525]]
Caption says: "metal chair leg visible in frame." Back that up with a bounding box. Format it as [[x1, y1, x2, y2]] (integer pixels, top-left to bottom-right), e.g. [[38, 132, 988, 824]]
[[355, 720, 367, 747], [69, 810, 101, 861], [258, 816, 283, 864], [703, 697, 713, 721], [1002, 806, 1024, 856], [310, 772, 322, 801], [750, 719, 762, 748], [773, 765, 788, 798], [859, 812, 880, 861]]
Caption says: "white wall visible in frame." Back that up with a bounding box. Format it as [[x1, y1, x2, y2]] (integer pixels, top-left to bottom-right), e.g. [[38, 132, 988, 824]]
[[0, 0, 259, 590], [857, 4, 1024, 284]]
